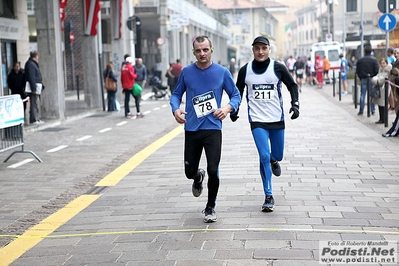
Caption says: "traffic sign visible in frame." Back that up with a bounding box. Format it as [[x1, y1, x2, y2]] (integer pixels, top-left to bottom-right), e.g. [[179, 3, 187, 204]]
[[156, 37, 165, 46], [69, 31, 75, 43], [378, 13, 397, 32], [378, 0, 396, 13]]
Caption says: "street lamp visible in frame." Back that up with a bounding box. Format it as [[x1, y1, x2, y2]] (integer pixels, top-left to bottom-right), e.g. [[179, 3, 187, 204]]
[[315, 0, 339, 42]]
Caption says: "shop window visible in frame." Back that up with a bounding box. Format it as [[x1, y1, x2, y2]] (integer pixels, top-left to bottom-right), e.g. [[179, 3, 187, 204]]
[[0, 1, 15, 18], [347, 0, 357, 12]]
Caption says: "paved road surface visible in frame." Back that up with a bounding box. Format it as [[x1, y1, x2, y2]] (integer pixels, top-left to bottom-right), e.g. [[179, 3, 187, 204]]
[[0, 84, 398, 265]]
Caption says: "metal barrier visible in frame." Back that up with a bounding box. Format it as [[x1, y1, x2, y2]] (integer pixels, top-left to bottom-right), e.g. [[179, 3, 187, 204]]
[[0, 95, 42, 163]]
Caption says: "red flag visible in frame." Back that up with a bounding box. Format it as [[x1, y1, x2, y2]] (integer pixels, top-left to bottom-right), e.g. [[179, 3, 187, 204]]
[[60, 0, 67, 30], [84, 0, 101, 36]]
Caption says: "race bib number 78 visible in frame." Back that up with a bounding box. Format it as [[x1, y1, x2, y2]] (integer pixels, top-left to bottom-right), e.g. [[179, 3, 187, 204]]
[[192, 91, 218, 118]]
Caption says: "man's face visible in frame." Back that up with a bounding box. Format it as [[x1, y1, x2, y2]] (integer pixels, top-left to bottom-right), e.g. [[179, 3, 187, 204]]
[[13, 63, 20, 72], [395, 51, 399, 59], [193, 40, 212, 65], [252, 43, 270, 62]]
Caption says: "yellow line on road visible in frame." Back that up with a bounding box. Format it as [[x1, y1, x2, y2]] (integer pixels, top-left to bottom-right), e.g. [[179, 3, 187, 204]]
[[0, 126, 184, 266], [0, 195, 99, 266], [1, 227, 398, 240], [95, 126, 183, 187]]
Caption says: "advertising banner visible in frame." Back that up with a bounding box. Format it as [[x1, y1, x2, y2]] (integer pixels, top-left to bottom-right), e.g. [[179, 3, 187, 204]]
[[0, 95, 24, 129]]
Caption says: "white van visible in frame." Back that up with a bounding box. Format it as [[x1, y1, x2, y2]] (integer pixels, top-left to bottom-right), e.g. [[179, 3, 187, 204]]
[[310, 41, 343, 78]]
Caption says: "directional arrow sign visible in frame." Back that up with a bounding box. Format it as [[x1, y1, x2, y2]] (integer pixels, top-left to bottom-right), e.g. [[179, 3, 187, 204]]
[[378, 13, 396, 32]]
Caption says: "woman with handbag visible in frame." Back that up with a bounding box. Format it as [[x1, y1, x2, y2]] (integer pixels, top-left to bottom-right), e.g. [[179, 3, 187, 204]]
[[372, 58, 392, 124], [103, 62, 118, 112], [382, 67, 399, 137]]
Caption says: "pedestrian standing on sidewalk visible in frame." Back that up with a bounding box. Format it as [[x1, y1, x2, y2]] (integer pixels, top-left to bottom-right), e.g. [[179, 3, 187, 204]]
[[372, 58, 391, 124], [103, 62, 118, 112], [120, 57, 137, 118], [387, 47, 395, 65], [389, 49, 399, 112], [232, 36, 299, 212], [356, 45, 379, 116], [133, 58, 147, 118], [24, 51, 45, 125], [323, 56, 331, 82], [7, 61, 27, 112], [339, 54, 349, 96], [166, 63, 175, 93], [382, 67, 399, 137], [167, 59, 183, 93], [170, 35, 241, 223], [134, 58, 147, 89]]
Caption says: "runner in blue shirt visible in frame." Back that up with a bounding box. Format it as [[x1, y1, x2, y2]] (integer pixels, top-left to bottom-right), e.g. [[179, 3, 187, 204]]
[[170, 35, 241, 223]]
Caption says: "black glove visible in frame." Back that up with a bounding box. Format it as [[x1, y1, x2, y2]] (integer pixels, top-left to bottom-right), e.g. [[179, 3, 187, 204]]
[[230, 113, 239, 122], [289, 102, 300, 120], [230, 108, 240, 122]]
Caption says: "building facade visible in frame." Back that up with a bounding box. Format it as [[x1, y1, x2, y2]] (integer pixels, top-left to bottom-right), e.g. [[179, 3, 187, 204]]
[[1, 0, 231, 121], [0, 1, 30, 96], [200, 0, 278, 67]]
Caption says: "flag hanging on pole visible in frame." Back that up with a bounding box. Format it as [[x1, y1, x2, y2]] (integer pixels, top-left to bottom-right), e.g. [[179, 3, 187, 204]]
[[285, 25, 292, 37], [113, 0, 122, 39], [84, 0, 101, 36], [60, 0, 68, 31]]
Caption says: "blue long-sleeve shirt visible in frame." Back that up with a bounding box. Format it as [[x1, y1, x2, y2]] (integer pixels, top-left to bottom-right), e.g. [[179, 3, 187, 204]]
[[170, 62, 241, 131]]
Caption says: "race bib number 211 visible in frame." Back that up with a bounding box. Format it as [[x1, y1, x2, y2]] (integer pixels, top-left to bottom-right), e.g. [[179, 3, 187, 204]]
[[253, 84, 274, 101]]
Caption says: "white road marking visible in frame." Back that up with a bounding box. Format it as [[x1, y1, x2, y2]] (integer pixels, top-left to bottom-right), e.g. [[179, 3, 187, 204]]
[[117, 121, 127, 126], [76, 135, 92, 141], [47, 145, 68, 153], [8, 159, 35, 168], [99, 128, 112, 133]]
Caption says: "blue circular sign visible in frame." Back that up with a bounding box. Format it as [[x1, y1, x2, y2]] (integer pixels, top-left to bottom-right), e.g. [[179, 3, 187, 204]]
[[378, 13, 397, 32]]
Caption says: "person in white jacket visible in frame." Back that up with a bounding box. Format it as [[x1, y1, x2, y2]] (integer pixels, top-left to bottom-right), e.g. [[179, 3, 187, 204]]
[[372, 58, 392, 124]]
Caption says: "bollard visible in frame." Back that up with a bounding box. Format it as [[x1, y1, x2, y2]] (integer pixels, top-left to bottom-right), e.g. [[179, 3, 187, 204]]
[[332, 71, 335, 97], [338, 70, 341, 101], [76, 75, 80, 100], [354, 73, 358, 109], [384, 78, 389, 127], [367, 74, 371, 117]]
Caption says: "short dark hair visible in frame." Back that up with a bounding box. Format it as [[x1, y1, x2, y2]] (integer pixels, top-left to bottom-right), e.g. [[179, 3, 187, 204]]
[[388, 47, 394, 54], [192, 36, 213, 49], [124, 54, 130, 60], [30, 51, 38, 58], [364, 46, 372, 55]]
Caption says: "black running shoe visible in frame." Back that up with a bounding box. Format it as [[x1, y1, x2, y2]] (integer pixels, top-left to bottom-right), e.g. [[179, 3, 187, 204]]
[[192, 168, 205, 197], [261, 195, 275, 212], [203, 206, 217, 223], [271, 161, 281, 176]]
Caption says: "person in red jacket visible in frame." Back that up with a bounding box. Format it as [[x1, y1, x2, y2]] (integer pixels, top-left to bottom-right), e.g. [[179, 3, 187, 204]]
[[121, 57, 138, 118], [315, 54, 324, 89]]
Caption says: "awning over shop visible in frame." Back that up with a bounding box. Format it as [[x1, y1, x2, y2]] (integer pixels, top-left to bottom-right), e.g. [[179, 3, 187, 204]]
[[343, 40, 385, 49]]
